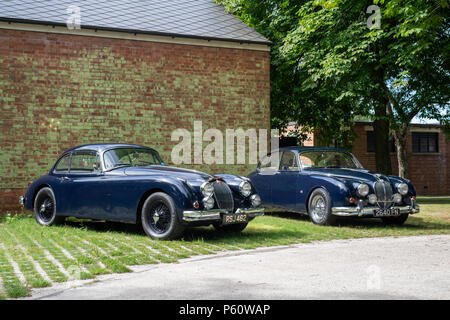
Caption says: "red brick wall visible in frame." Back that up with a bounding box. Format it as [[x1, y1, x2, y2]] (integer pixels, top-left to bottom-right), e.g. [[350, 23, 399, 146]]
[[351, 123, 449, 196], [0, 29, 271, 212], [282, 124, 315, 146]]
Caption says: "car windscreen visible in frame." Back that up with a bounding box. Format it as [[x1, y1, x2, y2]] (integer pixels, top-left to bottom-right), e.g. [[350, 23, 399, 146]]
[[103, 148, 163, 170], [299, 151, 362, 169]]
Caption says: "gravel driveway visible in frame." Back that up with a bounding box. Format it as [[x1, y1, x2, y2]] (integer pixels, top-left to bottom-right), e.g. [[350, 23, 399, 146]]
[[22, 235, 450, 300]]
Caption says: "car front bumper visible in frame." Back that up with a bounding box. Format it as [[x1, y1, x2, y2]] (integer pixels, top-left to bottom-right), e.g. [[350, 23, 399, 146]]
[[182, 207, 264, 222], [331, 197, 420, 217]]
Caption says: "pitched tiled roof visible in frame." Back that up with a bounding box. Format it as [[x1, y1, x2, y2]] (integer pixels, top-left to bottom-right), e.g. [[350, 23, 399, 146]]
[[0, 0, 271, 45]]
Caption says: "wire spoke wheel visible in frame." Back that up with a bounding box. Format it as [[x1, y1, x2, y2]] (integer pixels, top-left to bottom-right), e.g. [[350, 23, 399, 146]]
[[308, 188, 336, 226], [310, 195, 327, 221], [37, 196, 55, 223], [141, 192, 185, 240], [34, 187, 64, 226], [147, 201, 171, 234]]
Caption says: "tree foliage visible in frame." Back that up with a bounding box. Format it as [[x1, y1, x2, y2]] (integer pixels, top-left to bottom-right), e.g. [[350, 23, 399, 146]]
[[216, 0, 449, 176]]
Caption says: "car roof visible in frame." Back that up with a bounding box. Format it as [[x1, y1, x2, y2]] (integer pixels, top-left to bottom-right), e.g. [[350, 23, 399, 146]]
[[64, 143, 153, 153], [272, 146, 351, 154]]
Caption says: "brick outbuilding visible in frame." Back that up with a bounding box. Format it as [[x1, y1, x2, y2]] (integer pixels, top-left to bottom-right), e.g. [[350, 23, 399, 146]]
[[0, 1, 271, 212], [351, 122, 449, 196]]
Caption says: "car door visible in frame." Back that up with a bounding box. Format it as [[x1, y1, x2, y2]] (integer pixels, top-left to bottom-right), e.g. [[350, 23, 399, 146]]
[[296, 152, 315, 212], [271, 150, 300, 211], [250, 151, 281, 207], [51, 152, 73, 215], [65, 150, 107, 219]]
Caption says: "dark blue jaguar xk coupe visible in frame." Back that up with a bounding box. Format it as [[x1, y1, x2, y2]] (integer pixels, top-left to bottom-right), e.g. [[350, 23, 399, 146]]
[[20, 144, 264, 240], [248, 147, 419, 226]]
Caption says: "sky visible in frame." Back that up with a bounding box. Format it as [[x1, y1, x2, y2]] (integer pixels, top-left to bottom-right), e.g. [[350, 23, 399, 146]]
[[411, 117, 441, 124]]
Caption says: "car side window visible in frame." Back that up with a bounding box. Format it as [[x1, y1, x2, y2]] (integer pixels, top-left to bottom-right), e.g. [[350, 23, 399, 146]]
[[280, 151, 298, 171], [54, 154, 70, 173], [70, 151, 101, 173], [299, 153, 314, 169], [259, 151, 280, 172]]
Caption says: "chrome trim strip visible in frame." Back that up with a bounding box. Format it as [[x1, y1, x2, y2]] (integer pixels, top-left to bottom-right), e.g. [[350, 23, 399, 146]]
[[182, 207, 264, 222]]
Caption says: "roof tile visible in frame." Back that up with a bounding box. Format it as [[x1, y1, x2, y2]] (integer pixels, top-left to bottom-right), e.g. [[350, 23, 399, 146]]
[[0, 0, 270, 44]]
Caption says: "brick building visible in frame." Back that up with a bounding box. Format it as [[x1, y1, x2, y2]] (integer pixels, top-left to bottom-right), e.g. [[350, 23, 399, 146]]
[[286, 122, 449, 196], [0, 1, 271, 212], [351, 122, 449, 196]]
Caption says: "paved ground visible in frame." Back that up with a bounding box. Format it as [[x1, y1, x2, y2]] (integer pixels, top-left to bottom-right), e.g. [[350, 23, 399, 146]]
[[21, 235, 450, 300]]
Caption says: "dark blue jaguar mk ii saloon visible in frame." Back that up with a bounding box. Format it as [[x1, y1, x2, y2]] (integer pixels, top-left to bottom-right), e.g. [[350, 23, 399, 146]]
[[20, 144, 264, 240], [248, 147, 419, 226]]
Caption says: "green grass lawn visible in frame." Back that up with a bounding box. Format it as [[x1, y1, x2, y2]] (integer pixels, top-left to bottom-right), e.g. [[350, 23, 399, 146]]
[[0, 196, 449, 299]]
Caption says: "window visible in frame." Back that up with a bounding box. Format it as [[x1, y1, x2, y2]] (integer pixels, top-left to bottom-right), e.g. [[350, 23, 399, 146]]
[[70, 151, 101, 173], [412, 132, 439, 153], [258, 151, 280, 172], [298, 151, 362, 169], [103, 148, 163, 170], [299, 154, 314, 168], [366, 131, 395, 153], [54, 154, 70, 173], [279, 151, 298, 171]]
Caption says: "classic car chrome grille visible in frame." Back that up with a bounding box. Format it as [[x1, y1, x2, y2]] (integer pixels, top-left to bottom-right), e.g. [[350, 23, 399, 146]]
[[213, 181, 234, 212], [374, 180, 393, 209]]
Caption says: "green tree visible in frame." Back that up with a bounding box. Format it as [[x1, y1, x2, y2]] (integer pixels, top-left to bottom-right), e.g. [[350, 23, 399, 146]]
[[377, 0, 449, 177], [217, 0, 449, 177]]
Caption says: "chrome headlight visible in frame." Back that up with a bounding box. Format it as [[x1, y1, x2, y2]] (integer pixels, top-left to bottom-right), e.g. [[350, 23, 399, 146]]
[[200, 182, 214, 197], [250, 194, 261, 207], [239, 181, 252, 197], [368, 194, 377, 204], [357, 183, 369, 197], [393, 193, 402, 204], [202, 196, 215, 210], [397, 183, 408, 195]]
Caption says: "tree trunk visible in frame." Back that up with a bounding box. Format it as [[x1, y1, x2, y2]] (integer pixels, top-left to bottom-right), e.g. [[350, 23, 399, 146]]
[[373, 104, 392, 175], [393, 125, 409, 178]]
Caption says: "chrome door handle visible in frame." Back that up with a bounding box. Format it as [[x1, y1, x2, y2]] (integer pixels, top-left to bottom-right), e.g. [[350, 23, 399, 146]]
[[60, 176, 71, 181]]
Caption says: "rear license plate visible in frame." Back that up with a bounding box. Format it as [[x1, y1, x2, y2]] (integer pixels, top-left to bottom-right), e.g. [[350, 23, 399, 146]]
[[374, 208, 401, 217], [222, 213, 248, 225]]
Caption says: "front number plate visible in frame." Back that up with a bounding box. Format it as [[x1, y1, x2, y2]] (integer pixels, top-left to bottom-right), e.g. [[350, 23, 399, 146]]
[[374, 208, 401, 217], [222, 213, 248, 225]]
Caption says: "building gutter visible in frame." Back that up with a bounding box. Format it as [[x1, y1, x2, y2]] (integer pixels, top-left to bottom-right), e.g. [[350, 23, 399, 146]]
[[0, 18, 272, 51]]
